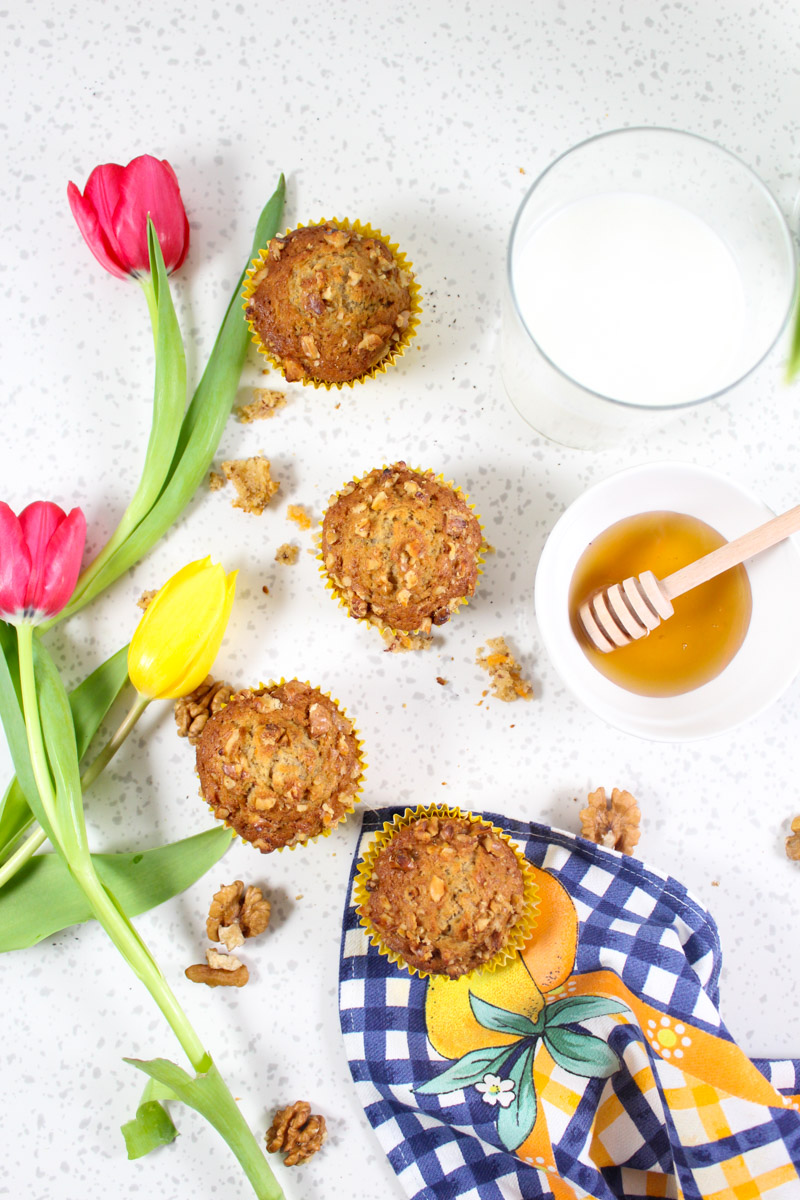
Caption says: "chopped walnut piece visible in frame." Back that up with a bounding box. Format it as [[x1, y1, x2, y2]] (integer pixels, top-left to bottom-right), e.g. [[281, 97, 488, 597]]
[[476, 636, 533, 701], [206, 947, 245, 971], [221, 456, 280, 515], [136, 589, 158, 611], [266, 1101, 327, 1166], [275, 542, 299, 565], [237, 388, 287, 422], [787, 816, 800, 862], [207, 880, 271, 942], [185, 962, 250, 988], [209, 471, 226, 491], [287, 504, 313, 530], [174, 676, 234, 745], [580, 787, 641, 855]]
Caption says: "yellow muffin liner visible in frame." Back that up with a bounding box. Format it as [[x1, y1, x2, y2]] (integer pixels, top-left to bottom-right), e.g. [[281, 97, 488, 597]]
[[316, 463, 486, 647], [242, 217, 422, 390], [201, 678, 367, 853], [353, 804, 540, 981]]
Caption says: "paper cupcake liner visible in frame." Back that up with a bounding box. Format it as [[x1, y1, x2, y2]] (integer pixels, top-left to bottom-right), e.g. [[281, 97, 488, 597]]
[[242, 218, 422, 390], [201, 678, 367, 853], [317, 463, 485, 647], [354, 804, 540, 981]]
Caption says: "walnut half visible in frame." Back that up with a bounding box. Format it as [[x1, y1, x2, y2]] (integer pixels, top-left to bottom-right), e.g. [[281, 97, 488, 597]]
[[580, 787, 641, 855], [207, 880, 271, 943], [266, 1101, 327, 1166], [184, 962, 250, 988]]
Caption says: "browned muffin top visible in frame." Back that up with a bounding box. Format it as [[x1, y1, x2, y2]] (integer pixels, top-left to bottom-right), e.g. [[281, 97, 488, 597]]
[[195, 680, 362, 852], [245, 224, 413, 384], [363, 812, 526, 978], [321, 462, 482, 633]]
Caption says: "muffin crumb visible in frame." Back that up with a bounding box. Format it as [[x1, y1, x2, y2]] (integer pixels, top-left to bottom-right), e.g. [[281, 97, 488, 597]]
[[476, 637, 533, 701], [436, 676, 448, 686], [786, 816, 800, 861], [580, 787, 641, 855], [209, 471, 226, 491], [237, 388, 286, 422], [221, 456, 280, 515], [287, 504, 313, 530], [136, 589, 157, 611], [275, 542, 299, 565]]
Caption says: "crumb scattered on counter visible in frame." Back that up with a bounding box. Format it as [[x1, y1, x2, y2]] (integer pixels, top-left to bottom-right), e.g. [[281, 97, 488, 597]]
[[436, 676, 448, 686], [275, 542, 299, 565], [476, 636, 533, 701], [787, 816, 800, 861], [221, 456, 280, 514], [237, 388, 287, 422], [262, 584, 270, 595], [136, 589, 157, 611], [579, 787, 641, 855], [287, 503, 313, 530], [209, 470, 226, 491]]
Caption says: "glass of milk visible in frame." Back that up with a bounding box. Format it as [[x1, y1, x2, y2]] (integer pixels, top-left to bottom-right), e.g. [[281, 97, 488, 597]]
[[501, 128, 796, 449]]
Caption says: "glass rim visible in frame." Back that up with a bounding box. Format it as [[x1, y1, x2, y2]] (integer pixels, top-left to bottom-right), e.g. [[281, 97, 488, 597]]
[[506, 125, 798, 414]]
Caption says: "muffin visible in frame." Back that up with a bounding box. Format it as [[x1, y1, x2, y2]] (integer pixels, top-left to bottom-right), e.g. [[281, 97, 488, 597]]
[[358, 809, 533, 979], [243, 222, 416, 385], [320, 462, 483, 633], [195, 680, 363, 852]]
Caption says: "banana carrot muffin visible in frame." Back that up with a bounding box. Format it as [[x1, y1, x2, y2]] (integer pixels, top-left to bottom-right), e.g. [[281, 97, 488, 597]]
[[195, 681, 363, 852], [320, 462, 483, 633], [360, 811, 528, 978], [244, 223, 414, 384]]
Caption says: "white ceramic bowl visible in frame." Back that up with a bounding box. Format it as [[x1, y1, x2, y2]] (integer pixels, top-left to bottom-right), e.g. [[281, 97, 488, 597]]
[[534, 462, 800, 741]]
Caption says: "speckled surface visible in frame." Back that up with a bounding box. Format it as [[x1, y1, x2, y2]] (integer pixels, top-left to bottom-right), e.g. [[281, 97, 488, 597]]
[[2, 2, 800, 1197]]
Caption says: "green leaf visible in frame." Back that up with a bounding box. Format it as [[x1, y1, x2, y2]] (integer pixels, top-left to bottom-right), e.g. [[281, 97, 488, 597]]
[[121, 1077, 178, 1159], [33, 636, 89, 862], [55, 175, 286, 620], [124, 1057, 284, 1200], [544, 1025, 622, 1078], [469, 991, 545, 1038], [496, 1043, 538, 1151], [0, 826, 233, 951], [0, 644, 129, 862], [545, 994, 630, 1028], [0, 623, 40, 815], [415, 1043, 517, 1095]]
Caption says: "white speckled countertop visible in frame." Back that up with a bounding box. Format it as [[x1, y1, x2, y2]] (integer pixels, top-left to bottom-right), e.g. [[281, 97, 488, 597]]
[[2, 2, 800, 1197]]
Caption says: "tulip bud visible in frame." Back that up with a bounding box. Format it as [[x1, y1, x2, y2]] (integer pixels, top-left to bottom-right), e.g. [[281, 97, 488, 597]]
[[0, 501, 87, 624], [128, 558, 237, 700], [67, 154, 190, 280]]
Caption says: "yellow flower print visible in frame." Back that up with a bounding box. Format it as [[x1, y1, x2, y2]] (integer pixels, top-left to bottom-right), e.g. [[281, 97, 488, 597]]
[[646, 1016, 692, 1060]]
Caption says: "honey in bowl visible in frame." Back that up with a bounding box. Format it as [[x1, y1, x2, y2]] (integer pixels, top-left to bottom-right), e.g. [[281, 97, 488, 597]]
[[568, 511, 752, 697]]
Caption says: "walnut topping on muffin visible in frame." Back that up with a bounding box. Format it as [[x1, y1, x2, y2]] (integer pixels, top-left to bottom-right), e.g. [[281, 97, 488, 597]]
[[362, 813, 526, 978], [195, 681, 362, 852], [245, 224, 414, 384], [321, 462, 482, 633]]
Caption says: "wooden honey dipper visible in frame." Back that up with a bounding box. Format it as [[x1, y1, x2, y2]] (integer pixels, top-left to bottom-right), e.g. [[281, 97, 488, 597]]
[[579, 503, 800, 652]]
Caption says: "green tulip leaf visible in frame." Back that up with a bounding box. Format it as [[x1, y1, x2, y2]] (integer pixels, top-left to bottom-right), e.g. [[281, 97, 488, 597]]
[[787, 285, 800, 383], [121, 1077, 179, 1159], [544, 1025, 622, 1079], [416, 1043, 517, 1095], [0, 622, 40, 818], [544, 994, 630, 1028], [469, 991, 545, 1038], [0, 825, 233, 951], [496, 1043, 538, 1151], [124, 1057, 283, 1199]]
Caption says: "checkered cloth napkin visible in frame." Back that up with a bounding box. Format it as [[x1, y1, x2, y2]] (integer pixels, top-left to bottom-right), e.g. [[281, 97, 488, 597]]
[[339, 807, 800, 1199]]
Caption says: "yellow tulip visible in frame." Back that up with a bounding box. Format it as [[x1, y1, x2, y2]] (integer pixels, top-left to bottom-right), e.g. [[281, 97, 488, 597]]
[[128, 557, 237, 700]]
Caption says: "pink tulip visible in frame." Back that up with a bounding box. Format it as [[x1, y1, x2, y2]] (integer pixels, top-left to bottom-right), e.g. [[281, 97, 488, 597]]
[[67, 154, 190, 280], [0, 502, 87, 623]]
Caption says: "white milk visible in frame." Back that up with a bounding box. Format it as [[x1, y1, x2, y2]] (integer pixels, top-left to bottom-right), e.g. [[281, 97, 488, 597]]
[[511, 192, 748, 406]]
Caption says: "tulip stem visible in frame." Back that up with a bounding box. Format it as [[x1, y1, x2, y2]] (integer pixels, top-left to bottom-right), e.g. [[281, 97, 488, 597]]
[[0, 692, 150, 891], [14, 625, 284, 1199]]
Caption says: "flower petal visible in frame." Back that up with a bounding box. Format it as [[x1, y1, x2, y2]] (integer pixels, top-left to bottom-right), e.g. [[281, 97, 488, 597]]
[[18, 502, 67, 611], [0, 502, 31, 618], [114, 155, 189, 276], [68, 168, 129, 279], [34, 507, 87, 616]]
